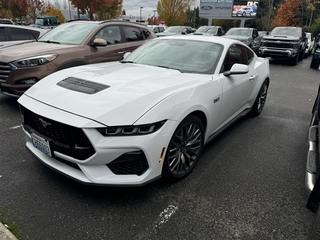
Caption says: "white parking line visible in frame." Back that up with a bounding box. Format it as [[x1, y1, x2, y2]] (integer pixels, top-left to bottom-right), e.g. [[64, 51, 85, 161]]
[[154, 205, 178, 229], [0, 125, 22, 134], [9, 125, 22, 130]]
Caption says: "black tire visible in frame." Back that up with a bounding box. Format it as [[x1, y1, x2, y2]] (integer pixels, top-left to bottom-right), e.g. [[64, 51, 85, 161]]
[[310, 59, 319, 69], [162, 115, 204, 181], [298, 51, 304, 61], [307, 205, 320, 240], [291, 55, 298, 65], [250, 80, 269, 117]]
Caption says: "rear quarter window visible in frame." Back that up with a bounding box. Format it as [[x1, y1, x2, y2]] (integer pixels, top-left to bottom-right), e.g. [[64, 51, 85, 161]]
[[123, 26, 144, 42]]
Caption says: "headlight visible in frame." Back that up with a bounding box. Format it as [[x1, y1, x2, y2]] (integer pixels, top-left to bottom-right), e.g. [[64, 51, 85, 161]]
[[11, 54, 58, 68], [97, 120, 167, 136]]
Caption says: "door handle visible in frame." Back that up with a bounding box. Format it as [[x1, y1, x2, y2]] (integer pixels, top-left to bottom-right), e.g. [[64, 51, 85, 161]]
[[249, 75, 255, 81], [118, 51, 126, 54]]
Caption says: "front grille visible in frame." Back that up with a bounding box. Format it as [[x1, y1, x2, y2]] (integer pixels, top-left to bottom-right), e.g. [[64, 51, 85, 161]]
[[107, 151, 149, 176], [21, 106, 95, 160], [0, 62, 12, 82], [265, 41, 293, 49]]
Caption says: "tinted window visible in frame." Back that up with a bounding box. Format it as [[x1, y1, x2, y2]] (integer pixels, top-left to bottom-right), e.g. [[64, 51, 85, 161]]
[[10, 28, 35, 40], [0, 27, 5, 41], [141, 28, 152, 39], [222, 44, 250, 72], [123, 26, 143, 42], [95, 26, 121, 44], [0, 19, 13, 24]]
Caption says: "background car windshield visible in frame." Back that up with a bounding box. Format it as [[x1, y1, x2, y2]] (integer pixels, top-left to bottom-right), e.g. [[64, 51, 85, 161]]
[[196, 27, 217, 34], [125, 39, 223, 74], [226, 29, 251, 36], [271, 27, 301, 37], [164, 27, 182, 34], [39, 23, 97, 45]]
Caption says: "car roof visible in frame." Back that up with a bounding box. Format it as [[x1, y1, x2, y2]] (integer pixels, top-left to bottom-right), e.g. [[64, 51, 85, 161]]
[[154, 34, 247, 46], [0, 19, 14, 24], [0, 23, 47, 32]]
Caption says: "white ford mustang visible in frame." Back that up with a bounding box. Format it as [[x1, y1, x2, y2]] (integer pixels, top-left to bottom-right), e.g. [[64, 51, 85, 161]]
[[18, 35, 270, 186]]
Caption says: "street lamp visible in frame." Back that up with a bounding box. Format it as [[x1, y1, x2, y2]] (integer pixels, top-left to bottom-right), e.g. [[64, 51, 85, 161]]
[[140, 7, 143, 22]]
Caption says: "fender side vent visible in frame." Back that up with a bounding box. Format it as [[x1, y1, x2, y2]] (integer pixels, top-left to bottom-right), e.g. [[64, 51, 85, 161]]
[[57, 77, 109, 94]]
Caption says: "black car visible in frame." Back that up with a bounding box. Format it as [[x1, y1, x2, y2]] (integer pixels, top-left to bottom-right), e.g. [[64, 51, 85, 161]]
[[306, 84, 320, 239], [259, 26, 308, 65], [310, 41, 320, 69]]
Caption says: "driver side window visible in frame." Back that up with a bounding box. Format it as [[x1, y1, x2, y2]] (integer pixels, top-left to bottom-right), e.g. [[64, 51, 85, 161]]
[[221, 45, 249, 72], [95, 26, 121, 44]]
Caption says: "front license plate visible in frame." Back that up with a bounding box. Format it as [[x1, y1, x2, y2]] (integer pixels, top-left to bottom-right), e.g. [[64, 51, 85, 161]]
[[31, 133, 52, 157]]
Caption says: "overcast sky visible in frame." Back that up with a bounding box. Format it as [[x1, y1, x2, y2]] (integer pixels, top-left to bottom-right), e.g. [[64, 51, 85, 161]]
[[122, 0, 201, 18]]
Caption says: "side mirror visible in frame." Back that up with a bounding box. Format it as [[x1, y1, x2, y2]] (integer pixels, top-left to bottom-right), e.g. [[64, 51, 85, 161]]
[[223, 64, 249, 76], [123, 52, 131, 59], [92, 38, 107, 46]]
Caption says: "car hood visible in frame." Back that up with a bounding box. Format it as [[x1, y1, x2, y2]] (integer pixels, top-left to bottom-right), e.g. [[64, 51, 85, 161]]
[[262, 35, 300, 41], [0, 42, 80, 62], [222, 35, 250, 40], [23, 62, 211, 126], [156, 32, 180, 37]]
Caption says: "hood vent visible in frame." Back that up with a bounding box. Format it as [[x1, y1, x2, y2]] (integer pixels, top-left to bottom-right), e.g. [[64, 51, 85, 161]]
[[57, 77, 109, 94]]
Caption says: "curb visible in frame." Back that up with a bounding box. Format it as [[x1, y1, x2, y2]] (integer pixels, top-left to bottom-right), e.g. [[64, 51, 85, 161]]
[[0, 222, 18, 240]]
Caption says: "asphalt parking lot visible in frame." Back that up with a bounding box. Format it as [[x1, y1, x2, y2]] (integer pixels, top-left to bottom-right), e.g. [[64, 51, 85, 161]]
[[0, 57, 319, 240]]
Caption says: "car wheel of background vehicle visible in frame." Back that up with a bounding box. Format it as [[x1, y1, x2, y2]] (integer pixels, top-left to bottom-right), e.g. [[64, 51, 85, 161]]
[[298, 50, 304, 61], [307, 205, 320, 240], [250, 79, 269, 117], [310, 59, 319, 69], [291, 55, 298, 65], [162, 115, 204, 181]]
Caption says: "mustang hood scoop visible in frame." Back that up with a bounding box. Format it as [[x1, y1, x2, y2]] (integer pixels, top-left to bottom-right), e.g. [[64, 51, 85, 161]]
[[57, 77, 110, 94]]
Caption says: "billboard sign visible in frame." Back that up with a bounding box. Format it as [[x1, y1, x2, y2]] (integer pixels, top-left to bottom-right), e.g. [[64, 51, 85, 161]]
[[199, 0, 259, 19]]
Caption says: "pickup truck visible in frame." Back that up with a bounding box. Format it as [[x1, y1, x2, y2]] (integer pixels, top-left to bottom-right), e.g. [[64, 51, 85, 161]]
[[259, 26, 308, 65]]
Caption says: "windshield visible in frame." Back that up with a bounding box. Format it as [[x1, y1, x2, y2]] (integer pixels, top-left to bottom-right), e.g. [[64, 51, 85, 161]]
[[35, 19, 44, 25], [226, 28, 251, 36], [164, 27, 183, 34], [124, 39, 223, 74], [271, 27, 301, 37], [39, 23, 98, 45], [195, 27, 217, 34]]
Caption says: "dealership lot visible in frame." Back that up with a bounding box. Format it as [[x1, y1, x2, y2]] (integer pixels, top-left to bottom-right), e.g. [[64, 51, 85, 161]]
[[0, 58, 319, 239]]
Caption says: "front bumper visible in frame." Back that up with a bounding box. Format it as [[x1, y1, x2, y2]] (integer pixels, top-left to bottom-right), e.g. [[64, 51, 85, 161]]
[[312, 53, 320, 63], [0, 62, 55, 97], [19, 100, 178, 186], [259, 47, 299, 58]]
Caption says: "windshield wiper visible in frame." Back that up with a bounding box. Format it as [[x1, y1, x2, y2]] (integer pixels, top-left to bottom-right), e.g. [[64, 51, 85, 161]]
[[120, 60, 135, 63], [39, 40, 60, 44], [157, 65, 182, 72]]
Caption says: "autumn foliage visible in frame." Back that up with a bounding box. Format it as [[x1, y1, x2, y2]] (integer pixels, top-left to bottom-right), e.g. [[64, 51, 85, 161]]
[[70, 0, 123, 20], [157, 0, 196, 27], [272, 0, 302, 27]]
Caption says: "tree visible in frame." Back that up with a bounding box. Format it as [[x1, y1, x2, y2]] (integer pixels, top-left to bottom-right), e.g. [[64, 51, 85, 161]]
[[157, 0, 196, 27], [70, 0, 122, 20], [0, 0, 11, 18], [8, 0, 27, 22], [46, 7, 65, 24], [272, 0, 302, 27], [26, 0, 46, 23]]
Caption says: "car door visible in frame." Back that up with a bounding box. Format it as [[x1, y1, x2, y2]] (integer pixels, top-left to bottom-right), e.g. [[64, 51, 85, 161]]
[[90, 25, 128, 64], [218, 44, 257, 124]]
